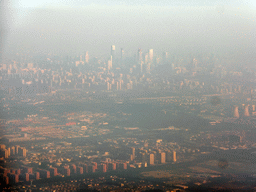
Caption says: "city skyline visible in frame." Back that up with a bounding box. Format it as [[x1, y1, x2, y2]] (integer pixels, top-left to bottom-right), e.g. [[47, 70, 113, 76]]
[[1, 0, 256, 191]]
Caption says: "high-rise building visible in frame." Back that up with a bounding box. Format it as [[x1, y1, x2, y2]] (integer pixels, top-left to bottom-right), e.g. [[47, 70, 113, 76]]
[[108, 55, 112, 71], [15, 145, 20, 154], [111, 45, 115, 55], [25, 173, 29, 182], [102, 163, 107, 173], [49, 167, 58, 176], [93, 162, 97, 171], [130, 154, 134, 161], [160, 152, 166, 164], [109, 163, 116, 171], [78, 166, 83, 174], [140, 152, 147, 165], [131, 147, 135, 159], [85, 51, 89, 63], [120, 163, 127, 170], [16, 169, 21, 175], [4, 149, 9, 158], [138, 48, 143, 62], [38, 170, 50, 178], [0, 144, 6, 150], [87, 165, 95, 173], [144, 53, 149, 64], [18, 147, 26, 157], [149, 153, 154, 165], [173, 151, 177, 162], [193, 58, 198, 70], [244, 105, 250, 117], [35, 172, 40, 180], [149, 49, 153, 62], [82, 164, 88, 173], [25, 167, 33, 174], [8, 173, 19, 184], [71, 164, 77, 174], [64, 168, 70, 176], [234, 106, 239, 118], [111, 45, 115, 64]]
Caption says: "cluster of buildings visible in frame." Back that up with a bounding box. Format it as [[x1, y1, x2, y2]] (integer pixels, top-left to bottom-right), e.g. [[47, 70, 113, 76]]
[[1, 46, 254, 102], [0, 144, 26, 159], [233, 104, 256, 118], [1, 46, 256, 190], [0, 138, 178, 185]]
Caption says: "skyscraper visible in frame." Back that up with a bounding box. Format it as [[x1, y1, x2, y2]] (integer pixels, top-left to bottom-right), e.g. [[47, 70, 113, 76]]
[[85, 51, 89, 63], [244, 105, 250, 117], [108, 55, 112, 71], [234, 106, 239, 118], [131, 147, 135, 161], [111, 45, 115, 58], [131, 147, 135, 157], [149, 153, 154, 165], [111, 45, 116, 68], [160, 152, 166, 164], [149, 49, 153, 62], [144, 53, 149, 64], [138, 48, 143, 62], [173, 151, 177, 162]]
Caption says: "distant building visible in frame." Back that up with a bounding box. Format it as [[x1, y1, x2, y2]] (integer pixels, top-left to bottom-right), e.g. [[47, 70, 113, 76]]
[[111, 45, 115, 66], [64, 168, 70, 176], [8, 173, 19, 184], [252, 105, 255, 111], [24, 173, 30, 182], [38, 170, 50, 178], [161, 152, 166, 164], [35, 172, 40, 180], [244, 105, 250, 117], [102, 163, 107, 173], [234, 106, 239, 118], [130, 147, 135, 161], [149, 49, 153, 62], [87, 164, 96, 173], [71, 164, 77, 174], [18, 147, 26, 157], [78, 166, 83, 174], [25, 167, 33, 174], [120, 163, 127, 170], [173, 151, 177, 162], [149, 153, 154, 165], [49, 167, 58, 177], [109, 162, 116, 171], [0, 144, 6, 150], [85, 51, 89, 63]]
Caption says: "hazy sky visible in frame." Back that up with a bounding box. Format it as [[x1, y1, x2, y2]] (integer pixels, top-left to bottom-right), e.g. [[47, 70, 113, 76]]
[[1, 0, 256, 58]]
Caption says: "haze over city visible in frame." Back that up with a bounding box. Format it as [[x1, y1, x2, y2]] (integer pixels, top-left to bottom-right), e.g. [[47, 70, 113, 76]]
[[1, 0, 256, 191], [2, 0, 256, 59]]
